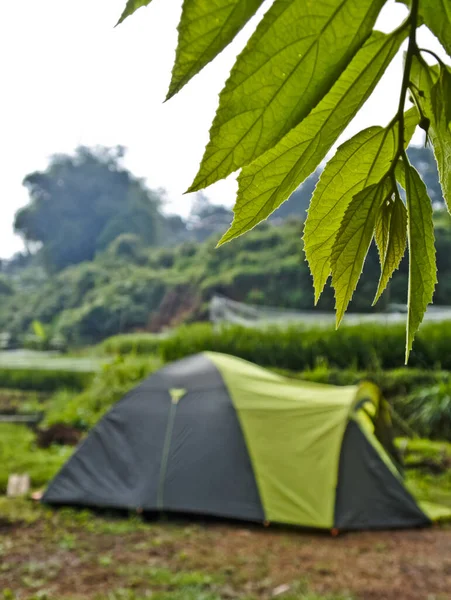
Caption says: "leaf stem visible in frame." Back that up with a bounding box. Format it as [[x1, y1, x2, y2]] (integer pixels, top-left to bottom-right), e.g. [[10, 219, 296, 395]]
[[418, 48, 446, 67], [397, 0, 420, 160]]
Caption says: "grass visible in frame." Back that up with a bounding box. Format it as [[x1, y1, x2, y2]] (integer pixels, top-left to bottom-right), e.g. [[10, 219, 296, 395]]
[[0, 351, 105, 372], [159, 320, 451, 371], [100, 333, 166, 356], [0, 351, 106, 391], [43, 355, 162, 429], [0, 389, 45, 414], [2, 495, 451, 599], [0, 589, 355, 600], [0, 435, 449, 599], [399, 438, 451, 510], [0, 498, 359, 599], [0, 424, 72, 493], [0, 344, 449, 599]]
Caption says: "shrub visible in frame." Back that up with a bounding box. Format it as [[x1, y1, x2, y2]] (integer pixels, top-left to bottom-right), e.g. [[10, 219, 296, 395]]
[[101, 332, 162, 355], [44, 355, 161, 429], [159, 321, 451, 371], [397, 380, 451, 440], [0, 368, 94, 391], [0, 423, 72, 493]]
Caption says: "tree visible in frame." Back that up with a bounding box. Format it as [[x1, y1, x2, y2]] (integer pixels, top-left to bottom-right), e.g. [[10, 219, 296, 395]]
[[407, 145, 444, 207], [15, 146, 164, 272], [117, 0, 451, 360], [187, 193, 233, 241]]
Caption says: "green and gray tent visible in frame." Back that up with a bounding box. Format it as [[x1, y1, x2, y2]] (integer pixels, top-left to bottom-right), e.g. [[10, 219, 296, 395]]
[[42, 352, 450, 530]]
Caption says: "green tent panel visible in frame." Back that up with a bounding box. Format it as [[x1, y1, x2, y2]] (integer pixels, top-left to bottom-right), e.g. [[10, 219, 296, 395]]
[[42, 352, 451, 530]]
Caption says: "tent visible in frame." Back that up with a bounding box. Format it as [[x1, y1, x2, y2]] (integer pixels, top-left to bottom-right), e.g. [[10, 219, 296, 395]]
[[42, 352, 449, 530]]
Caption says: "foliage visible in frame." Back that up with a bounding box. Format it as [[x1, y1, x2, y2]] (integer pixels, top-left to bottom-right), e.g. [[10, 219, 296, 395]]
[[0, 367, 94, 392], [44, 355, 161, 429], [400, 379, 451, 439], [0, 275, 14, 296], [101, 332, 163, 356], [0, 424, 71, 493], [159, 320, 451, 372], [400, 438, 451, 509], [119, 0, 451, 359], [4, 213, 451, 346], [15, 146, 165, 272]]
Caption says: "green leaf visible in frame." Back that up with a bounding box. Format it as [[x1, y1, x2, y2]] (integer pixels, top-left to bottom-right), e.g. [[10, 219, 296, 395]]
[[188, 0, 387, 192], [32, 320, 47, 341], [331, 181, 389, 326], [374, 193, 392, 262], [167, 0, 265, 100], [411, 56, 451, 212], [116, 0, 152, 26], [431, 64, 451, 129], [304, 108, 418, 303], [419, 0, 451, 56], [373, 194, 407, 304], [405, 163, 437, 361], [218, 28, 408, 246]]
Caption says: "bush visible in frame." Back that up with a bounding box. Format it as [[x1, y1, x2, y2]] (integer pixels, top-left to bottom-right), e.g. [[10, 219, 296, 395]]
[[275, 365, 444, 394], [101, 332, 162, 355], [159, 321, 451, 371], [44, 355, 161, 429], [0, 368, 94, 391], [0, 424, 72, 493], [397, 379, 451, 440]]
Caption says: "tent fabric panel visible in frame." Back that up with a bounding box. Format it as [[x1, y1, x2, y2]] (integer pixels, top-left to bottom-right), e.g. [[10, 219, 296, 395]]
[[42, 389, 171, 509], [207, 352, 356, 528], [138, 353, 224, 392], [334, 421, 430, 530], [351, 381, 405, 480], [161, 386, 265, 522]]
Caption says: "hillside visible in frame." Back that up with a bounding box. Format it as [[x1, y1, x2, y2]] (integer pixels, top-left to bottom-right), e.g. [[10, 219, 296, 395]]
[[1, 212, 451, 347], [2, 143, 450, 348]]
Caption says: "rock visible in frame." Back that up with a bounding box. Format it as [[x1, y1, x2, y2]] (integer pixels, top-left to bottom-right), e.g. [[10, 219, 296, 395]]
[[272, 584, 291, 597], [7, 474, 30, 497]]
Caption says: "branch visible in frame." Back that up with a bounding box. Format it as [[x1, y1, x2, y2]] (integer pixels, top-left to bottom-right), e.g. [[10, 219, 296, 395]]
[[397, 0, 420, 160]]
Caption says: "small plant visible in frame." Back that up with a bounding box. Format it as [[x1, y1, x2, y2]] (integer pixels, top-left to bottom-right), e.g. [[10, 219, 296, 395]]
[[44, 355, 161, 430], [404, 380, 451, 439]]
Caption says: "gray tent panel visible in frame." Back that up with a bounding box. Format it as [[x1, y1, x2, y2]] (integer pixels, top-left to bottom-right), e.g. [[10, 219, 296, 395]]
[[161, 387, 265, 521], [42, 389, 171, 508], [334, 421, 430, 530], [140, 353, 226, 392], [43, 354, 264, 521]]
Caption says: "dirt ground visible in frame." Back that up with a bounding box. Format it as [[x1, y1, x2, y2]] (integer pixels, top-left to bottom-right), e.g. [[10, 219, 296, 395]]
[[1, 503, 451, 600]]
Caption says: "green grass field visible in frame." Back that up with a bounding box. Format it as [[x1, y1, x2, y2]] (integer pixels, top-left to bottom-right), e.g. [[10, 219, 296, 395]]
[[0, 350, 105, 372], [0, 339, 450, 600]]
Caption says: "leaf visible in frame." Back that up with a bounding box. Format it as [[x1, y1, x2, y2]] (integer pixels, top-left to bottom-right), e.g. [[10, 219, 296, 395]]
[[411, 56, 451, 212], [32, 320, 47, 341], [374, 193, 392, 262], [405, 163, 437, 361], [373, 194, 407, 304], [116, 0, 152, 26], [218, 28, 408, 246], [188, 0, 387, 191], [331, 181, 389, 326], [167, 0, 265, 100], [431, 64, 451, 129], [304, 107, 418, 302], [419, 0, 451, 56]]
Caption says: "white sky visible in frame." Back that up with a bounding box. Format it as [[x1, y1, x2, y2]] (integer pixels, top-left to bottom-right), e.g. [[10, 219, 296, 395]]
[[0, 0, 448, 258]]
